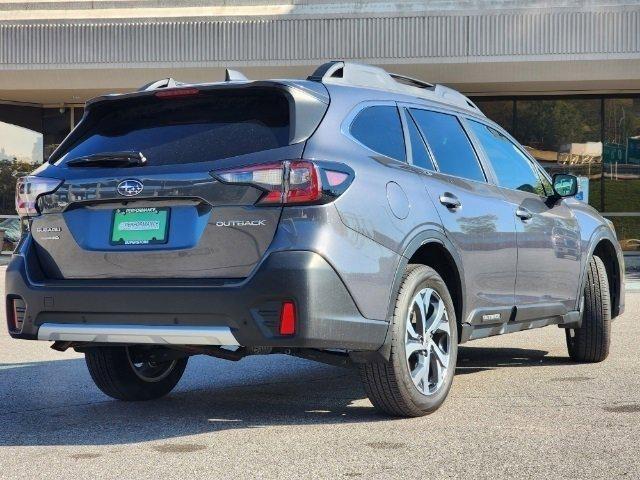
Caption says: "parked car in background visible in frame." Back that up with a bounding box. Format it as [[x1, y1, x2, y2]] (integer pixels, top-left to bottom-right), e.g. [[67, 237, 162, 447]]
[[0, 217, 21, 244]]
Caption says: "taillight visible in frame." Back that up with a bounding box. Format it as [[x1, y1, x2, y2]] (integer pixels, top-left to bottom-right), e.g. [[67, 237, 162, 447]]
[[286, 161, 321, 204], [215, 160, 352, 206], [15, 176, 62, 218]]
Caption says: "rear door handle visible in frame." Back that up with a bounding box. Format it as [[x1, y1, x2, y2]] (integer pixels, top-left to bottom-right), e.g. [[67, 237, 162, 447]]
[[516, 206, 533, 221], [439, 193, 461, 210]]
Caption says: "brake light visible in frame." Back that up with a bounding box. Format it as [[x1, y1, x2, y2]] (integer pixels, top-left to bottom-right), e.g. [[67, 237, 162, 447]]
[[15, 176, 62, 218], [154, 88, 200, 99], [215, 160, 351, 206]]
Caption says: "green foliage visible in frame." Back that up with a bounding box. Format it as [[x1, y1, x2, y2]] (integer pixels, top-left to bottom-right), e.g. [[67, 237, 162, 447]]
[[587, 177, 640, 213], [516, 99, 601, 151], [0, 160, 35, 214]]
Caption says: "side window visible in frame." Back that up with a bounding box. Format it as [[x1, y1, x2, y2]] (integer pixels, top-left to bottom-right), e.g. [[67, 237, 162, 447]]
[[410, 109, 485, 182], [350, 105, 406, 162], [468, 120, 545, 195], [405, 111, 435, 171]]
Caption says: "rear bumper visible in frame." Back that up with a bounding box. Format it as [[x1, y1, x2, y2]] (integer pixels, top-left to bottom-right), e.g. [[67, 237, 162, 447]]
[[5, 241, 388, 351]]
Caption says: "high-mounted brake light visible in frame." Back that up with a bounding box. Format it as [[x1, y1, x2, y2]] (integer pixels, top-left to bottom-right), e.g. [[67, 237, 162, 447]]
[[15, 176, 62, 218], [215, 160, 351, 206], [154, 88, 200, 99]]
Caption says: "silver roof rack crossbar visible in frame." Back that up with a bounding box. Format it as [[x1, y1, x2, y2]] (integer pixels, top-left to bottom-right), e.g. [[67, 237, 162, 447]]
[[308, 61, 483, 115]]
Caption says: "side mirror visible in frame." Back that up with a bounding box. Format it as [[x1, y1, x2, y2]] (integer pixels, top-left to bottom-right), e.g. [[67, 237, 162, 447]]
[[552, 174, 578, 198]]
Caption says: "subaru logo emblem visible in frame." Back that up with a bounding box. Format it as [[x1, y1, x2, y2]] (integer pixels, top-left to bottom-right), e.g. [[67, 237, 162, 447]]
[[117, 179, 144, 197]]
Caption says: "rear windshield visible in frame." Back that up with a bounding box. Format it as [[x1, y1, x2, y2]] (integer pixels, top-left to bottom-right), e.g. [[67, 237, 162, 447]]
[[56, 88, 291, 166]]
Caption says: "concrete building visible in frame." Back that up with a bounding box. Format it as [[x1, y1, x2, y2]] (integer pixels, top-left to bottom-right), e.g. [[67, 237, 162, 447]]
[[1, 0, 639, 250]]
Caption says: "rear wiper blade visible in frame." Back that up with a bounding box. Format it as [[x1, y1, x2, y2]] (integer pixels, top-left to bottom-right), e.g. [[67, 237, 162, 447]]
[[66, 151, 147, 168]]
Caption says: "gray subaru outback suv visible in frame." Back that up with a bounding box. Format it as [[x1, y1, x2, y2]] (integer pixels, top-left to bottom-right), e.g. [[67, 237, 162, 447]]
[[6, 62, 625, 416]]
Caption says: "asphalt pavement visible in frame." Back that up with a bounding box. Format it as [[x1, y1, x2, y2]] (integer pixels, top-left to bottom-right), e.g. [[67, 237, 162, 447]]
[[0, 268, 638, 479]]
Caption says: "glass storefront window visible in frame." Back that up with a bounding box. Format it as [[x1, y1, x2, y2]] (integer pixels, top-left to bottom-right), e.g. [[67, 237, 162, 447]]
[[471, 95, 640, 252], [472, 99, 514, 134], [514, 98, 603, 210], [603, 98, 640, 251], [42, 107, 71, 160]]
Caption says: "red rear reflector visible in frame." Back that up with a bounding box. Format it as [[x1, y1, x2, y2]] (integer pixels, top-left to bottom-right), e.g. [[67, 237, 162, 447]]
[[279, 301, 296, 335], [154, 88, 200, 99], [7, 298, 26, 333], [7, 305, 16, 331]]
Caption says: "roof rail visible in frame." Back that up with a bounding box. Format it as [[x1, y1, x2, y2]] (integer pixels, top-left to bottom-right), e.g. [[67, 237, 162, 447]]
[[138, 78, 184, 92], [224, 68, 248, 82], [139, 69, 248, 92], [308, 61, 483, 115], [389, 73, 434, 89]]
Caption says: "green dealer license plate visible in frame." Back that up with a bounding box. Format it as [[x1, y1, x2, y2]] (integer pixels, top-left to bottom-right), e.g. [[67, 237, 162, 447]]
[[110, 207, 170, 245]]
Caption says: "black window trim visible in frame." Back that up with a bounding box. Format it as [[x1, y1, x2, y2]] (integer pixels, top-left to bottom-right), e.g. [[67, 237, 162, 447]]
[[342, 100, 407, 163], [398, 106, 440, 172], [400, 102, 490, 184]]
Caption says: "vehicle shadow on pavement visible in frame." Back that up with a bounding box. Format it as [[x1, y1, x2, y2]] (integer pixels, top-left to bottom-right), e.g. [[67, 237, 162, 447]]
[[0, 346, 571, 446], [456, 345, 571, 375]]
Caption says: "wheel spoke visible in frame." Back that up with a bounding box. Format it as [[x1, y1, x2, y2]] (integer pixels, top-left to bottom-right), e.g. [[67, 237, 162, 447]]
[[411, 354, 429, 393], [415, 289, 432, 338], [428, 352, 441, 391], [433, 313, 450, 336], [411, 358, 427, 381], [426, 299, 445, 335], [406, 316, 420, 342], [405, 340, 424, 360], [431, 340, 449, 368]]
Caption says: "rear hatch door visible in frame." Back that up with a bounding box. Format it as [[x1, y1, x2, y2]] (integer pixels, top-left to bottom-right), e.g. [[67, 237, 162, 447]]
[[32, 82, 328, 280]]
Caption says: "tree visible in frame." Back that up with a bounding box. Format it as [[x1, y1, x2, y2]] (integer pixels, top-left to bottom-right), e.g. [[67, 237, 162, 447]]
[[0, 160, 35, 214]]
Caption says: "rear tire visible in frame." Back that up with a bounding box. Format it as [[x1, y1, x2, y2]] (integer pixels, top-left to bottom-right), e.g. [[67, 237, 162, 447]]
[[566, 255, 611, 363], [85, 346, 188, 401], [359, 264, 458, 417]]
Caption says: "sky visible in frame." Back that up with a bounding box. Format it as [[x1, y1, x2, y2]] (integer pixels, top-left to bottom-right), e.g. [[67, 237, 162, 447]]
[[0, 121, 42, 163]]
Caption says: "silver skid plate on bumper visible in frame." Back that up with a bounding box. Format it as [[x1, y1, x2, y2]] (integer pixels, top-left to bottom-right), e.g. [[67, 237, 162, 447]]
[[37, 324, 240, 346]]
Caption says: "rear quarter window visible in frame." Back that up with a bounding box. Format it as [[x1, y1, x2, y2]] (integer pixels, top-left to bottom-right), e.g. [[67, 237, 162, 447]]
[[349, 105, 406, 162]]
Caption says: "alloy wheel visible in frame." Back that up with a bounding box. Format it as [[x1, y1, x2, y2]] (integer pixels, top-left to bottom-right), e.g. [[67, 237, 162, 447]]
[[405, 288, 452, 395]]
